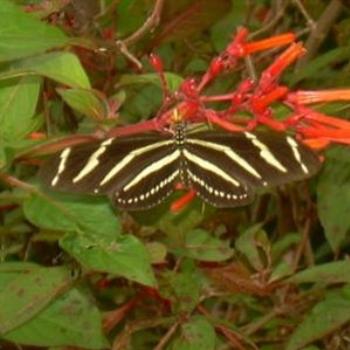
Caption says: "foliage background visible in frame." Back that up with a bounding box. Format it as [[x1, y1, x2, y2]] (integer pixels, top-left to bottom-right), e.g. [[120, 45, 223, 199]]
[[1, 0, 350, 349]]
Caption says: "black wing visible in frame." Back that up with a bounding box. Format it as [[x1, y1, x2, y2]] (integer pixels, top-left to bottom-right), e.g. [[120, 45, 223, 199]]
[[184, 130, 321, 207], [40, 133, 180, 210]]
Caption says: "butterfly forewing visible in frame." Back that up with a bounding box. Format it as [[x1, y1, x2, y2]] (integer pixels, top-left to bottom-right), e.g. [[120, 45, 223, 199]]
[[40, 133, 181, 209]]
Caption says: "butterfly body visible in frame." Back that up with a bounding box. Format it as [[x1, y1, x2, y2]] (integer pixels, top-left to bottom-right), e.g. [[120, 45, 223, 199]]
[[40, 123, 321, 210]]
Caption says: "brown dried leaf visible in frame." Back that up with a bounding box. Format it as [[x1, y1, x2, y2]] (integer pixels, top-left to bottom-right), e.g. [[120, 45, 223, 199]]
[[203, 263, 277, 296]]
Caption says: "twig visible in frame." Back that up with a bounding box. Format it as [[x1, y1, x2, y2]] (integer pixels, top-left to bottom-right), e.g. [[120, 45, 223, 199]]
[[115, 40, 143, 70], [292, 217, 312, 271], [241, 307, 284, 336], [114, 0, 165, 69], [295, 0, 343, 70], [154, 319, 181, 350], [249, 1, 289, 39], [0, 172, 38, 193], [123, 0, 165, 47], [292, 0, 315, 30]]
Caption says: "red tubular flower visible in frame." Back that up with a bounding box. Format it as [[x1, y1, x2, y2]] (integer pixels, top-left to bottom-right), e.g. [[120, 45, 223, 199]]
[[205, 110, 245, 131], [303, 138, 331, 150], [306, 112, 350, 129], [251, 86, 289, 111], [298, 126, 350, 140], [170, 190, 197, 213], [288, 90, 350, 105], [149, 53, 163, 72], [226, 27, 250, 56], [241, 33, 296, 55]]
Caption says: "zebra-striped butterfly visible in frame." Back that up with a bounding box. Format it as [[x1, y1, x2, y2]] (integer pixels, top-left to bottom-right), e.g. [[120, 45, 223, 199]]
[[39, 123, 321, 210]]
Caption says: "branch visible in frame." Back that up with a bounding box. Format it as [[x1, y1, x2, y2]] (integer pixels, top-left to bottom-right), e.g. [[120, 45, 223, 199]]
[[295, 0, 343, 70], [123, 0, 165, 47]]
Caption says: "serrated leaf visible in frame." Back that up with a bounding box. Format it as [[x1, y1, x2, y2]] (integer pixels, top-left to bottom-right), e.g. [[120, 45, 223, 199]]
[[60, 233, 157, 287], [317, 147, 350, 252], [170, 315, 216, 350], [0, 52, 90, 88], [0, 76, 41, 142], [0, 0, 68, 62], [288, 261, 350, 285], [173, 228, 233, 262], [286, 288, 350, 350], [2, 288, 108, 349], [0, 266, 72, 334], [23, 192, 120, 238]]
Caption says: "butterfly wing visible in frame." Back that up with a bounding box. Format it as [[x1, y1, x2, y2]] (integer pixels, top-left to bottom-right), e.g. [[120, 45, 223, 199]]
[[184, 130, 321, 207], [40, 133, 180, 210]]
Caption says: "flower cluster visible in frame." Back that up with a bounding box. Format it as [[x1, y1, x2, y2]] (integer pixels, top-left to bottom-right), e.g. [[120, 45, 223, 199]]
[[127, 27, 350, 211], [108, 27, 350, 149]]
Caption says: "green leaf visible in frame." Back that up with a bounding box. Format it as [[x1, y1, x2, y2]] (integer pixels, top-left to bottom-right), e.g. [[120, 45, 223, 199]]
[[271, 232, 300, 262], [286, 287, 350, 350], [269, 260, 294, 282], [288, 46, 350, 86], [2, 288, 108, 349], [235, 224, 269, 271], [118, 72, 183, 92], [317, 147, 350, 252], [211, 0, 248, 51], [57, 88, 108, 119], [0, 0, 68, 62], [155, 200, 210, 237], [146, 241, 167, 264], [0, 265, 72, 334], [116, 0, 149, 37], [0, 146, 8, 169], [23, 192, 120, 238], [166, 260, 201, 313], [60, 233, 157, 287], [0, 76, 41, 142], [289, 261, 350, 285], [1, 52, 91, 88], [173, 228, 233, 262], [0, 261, 41, 273], [170, 315, 216, 350]]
